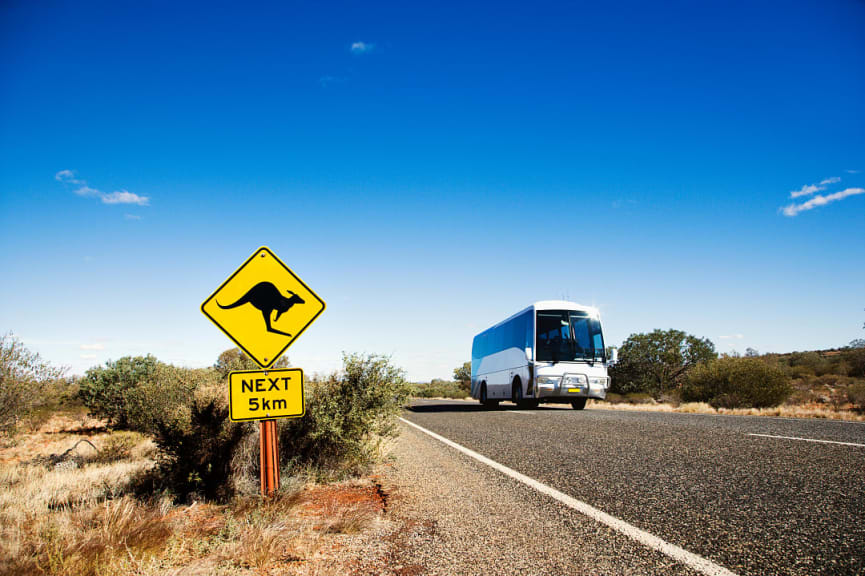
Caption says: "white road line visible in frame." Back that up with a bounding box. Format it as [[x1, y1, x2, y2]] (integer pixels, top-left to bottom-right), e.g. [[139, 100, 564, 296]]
[[502, 410, 536, 415], [747, 433, 865, 447], [400, 417, 738, 576]]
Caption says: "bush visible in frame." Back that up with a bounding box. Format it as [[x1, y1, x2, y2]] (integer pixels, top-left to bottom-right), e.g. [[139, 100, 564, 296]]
[[78, 355, 163, 428], [0, 333, 66, 436], [95, 431, 143, 464], [150, 384, 250, 501], [609, 329, 716, 398], [843, 347, 865, 378], [81, 351, 410, 500], [124, 365, 219, 434], [410, 379, 468, 399], [681, 357, 792, 408], [848, 383, 865, 411], [278, 353, 409, 478]]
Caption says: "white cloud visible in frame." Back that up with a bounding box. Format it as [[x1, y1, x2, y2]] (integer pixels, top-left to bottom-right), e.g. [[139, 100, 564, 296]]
[[124, 213, 142, 220], [350, 41, 374, 54], [74, 185, 101, 198], [57, 170, 151, 207], [80, 354, 98, 360], [55, 169, 82, 184], [80, 343, 105, 350], [781, 187, 865, 217], [719, 334, 744, 340], [789, 176, 840, 198], [101, 190, 149, 206], [845, 169, 861, 174]]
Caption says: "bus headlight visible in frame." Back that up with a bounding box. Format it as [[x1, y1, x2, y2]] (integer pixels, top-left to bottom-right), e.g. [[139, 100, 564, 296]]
[[588, 376, 609, 389], [536, 375, 560, 388], [563, 374, 588, 387]]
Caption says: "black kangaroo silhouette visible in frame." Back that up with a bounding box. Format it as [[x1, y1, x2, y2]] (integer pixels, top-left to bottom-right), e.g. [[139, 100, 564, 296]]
[[217, 282, 305, 337]]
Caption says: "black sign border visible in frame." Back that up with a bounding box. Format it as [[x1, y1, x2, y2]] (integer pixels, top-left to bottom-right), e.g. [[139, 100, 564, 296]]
[[227, 367, 305, 422]]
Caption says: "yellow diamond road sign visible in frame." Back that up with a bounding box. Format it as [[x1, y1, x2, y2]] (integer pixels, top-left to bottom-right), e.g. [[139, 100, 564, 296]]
[[201, 247, 325, 368]]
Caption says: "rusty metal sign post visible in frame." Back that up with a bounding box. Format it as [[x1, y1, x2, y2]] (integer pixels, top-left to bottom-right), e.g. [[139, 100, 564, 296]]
[[201, 247, 325, 496]]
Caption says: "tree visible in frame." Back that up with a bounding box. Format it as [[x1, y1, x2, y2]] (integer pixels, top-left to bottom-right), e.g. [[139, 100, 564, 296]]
[[214, 347, 289, 379], [609, 329, 716, 398], [78, 355, 162, 427], [453, 362, 471, 384], [745, 347, 760, 358], [1, 333, 66, 435], [453, 361, 471, 394]]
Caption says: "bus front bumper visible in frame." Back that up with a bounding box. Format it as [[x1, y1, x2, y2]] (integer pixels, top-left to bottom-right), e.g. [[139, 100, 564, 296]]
[[534, 378, 607, 401]]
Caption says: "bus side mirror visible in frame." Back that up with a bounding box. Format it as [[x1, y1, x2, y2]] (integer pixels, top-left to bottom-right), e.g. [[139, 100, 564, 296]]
[[525, 347, 533, 361], [608, 348, 618, 365]]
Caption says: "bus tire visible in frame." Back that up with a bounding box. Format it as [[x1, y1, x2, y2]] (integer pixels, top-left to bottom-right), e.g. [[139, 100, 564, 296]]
[[512, 377, 523, 406], [480, 383, 499, 409], [571, 398, 588, 410], [513, 377, 538, 409]]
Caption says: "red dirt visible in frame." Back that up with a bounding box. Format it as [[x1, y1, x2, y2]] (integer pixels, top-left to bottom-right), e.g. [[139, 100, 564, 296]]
[[299, 481, 387, 517]]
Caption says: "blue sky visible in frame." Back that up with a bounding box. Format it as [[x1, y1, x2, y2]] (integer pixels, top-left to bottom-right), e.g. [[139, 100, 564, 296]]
[[1, 0, 863, 380]]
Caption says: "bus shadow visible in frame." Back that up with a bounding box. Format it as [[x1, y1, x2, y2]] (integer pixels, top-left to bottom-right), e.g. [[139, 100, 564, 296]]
[[407, 401, 565, 413]]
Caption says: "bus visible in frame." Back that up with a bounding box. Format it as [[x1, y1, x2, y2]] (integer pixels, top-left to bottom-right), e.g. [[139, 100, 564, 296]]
[[471, 301, 615, 410]]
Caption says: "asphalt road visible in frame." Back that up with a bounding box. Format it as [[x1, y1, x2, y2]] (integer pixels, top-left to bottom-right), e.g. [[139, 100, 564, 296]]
[[401, 400, 865, 576]]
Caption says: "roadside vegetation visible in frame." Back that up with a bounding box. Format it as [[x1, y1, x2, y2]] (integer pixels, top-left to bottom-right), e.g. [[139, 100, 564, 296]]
[[0, 335, 408, 575], [603, 329, 865, 419], [407, 361, 471, 399]]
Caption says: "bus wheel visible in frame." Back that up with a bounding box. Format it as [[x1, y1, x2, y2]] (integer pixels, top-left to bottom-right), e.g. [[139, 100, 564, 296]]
[[480, 383, 499, 409], [512, 378, 523, 406], [571, 398, 588, 410]]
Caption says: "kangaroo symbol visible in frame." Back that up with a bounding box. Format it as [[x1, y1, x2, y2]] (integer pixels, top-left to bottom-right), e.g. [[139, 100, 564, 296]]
[[217, 282, 304, 337]]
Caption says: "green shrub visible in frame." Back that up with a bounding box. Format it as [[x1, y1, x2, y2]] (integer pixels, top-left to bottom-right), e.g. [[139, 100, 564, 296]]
[[278, 353, 409, 479], [848, 383, 865, 411], [0, 333, 66, 436], [609, 329, 716, 398], [681, 357, 792, 408], [843, 347, 865, 378], [95, 431, 143, 464], [124, 365, 219, 434], [410, 379, 467, 399], [78, 355, 163, 428], [150, 384, 250, 501], [82, 351, 410, 500]]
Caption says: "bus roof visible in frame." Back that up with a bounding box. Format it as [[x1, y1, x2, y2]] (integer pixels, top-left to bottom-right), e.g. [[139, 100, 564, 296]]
[[480, 301, 600, 335]]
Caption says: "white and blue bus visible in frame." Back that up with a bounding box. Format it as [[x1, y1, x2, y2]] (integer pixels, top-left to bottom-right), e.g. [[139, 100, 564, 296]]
[[471, 301, 615, 409]]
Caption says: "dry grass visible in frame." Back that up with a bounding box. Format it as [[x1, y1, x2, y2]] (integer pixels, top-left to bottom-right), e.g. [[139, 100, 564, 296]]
[[0, 412, 388, 576], [589, 400, 865, 421]]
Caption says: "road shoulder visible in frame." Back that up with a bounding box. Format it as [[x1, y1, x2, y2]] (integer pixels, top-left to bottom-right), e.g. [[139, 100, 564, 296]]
[[350, 421, 703, 576]]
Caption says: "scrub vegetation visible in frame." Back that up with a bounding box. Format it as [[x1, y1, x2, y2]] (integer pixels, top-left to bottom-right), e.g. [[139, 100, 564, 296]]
[[603, 329, 865, 417], [409, 378, 469, 399], [0, 339, 408, 575], [0, 333, 69, 436]]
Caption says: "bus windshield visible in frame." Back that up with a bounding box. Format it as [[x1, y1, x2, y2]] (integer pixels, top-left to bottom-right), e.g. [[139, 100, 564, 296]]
[[536, 310, 605, 363]]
